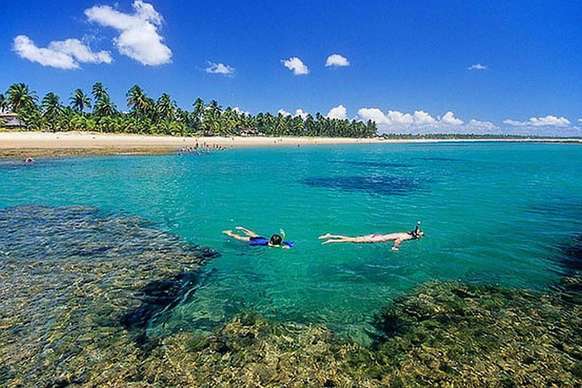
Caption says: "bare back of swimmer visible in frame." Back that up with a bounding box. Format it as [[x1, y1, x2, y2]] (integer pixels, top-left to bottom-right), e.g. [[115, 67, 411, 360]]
[[319, 222, 424, 251]]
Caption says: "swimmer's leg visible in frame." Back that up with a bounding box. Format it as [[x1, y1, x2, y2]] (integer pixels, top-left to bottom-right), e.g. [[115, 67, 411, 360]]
[[235, 226, 259, 237], [319, 233, 353, 240], [321, 237, 359, 245], [223, 230, 251, 242]]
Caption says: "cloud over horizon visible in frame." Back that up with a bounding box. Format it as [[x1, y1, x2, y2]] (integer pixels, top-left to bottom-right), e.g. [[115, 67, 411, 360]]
[[327, 105, 348, 120], [503, 115, 571, 128], [356, 107, 499, 134], [278, 108, 309, 118], [325, 54, 350, 67], [12, 35, 112, 69], [282, 57, 309, 75], [85, 0, 172, 66]]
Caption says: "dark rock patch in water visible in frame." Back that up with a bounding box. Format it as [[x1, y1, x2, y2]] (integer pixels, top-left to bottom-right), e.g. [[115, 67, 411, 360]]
[[122, 271, 205, 345], [303, 175, 423, 196], [554, 234, 582, 276], [0, 205, 218, 385]]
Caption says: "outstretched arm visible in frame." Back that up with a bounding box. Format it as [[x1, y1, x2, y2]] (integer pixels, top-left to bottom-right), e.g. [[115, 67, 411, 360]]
[[235, 226, 259, 237], [223, 230, 251, 242], [391, 239, 402, 251]]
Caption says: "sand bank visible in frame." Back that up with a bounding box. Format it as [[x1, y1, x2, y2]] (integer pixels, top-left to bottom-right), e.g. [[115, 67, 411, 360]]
[[0, 131, 580, 158]]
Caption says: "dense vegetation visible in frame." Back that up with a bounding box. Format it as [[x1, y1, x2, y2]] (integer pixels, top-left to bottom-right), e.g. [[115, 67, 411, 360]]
[[0, 83, 377, 137]]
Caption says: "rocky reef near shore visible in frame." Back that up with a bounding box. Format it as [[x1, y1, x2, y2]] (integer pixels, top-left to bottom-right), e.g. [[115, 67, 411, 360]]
[[0, 205, 580, 387], [0, 206, 218, 386]]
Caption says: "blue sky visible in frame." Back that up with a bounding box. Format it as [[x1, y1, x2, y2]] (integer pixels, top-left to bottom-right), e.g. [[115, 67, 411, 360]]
[[1, 0, 581, 135]]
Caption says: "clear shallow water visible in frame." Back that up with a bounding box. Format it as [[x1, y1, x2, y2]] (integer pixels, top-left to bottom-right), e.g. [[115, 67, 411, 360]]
[[1, 143, 581, 339]]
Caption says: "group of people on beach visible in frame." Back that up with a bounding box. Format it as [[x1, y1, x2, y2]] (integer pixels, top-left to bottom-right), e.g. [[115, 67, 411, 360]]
[[178, 143, 227, 155], [223, 222, 424, 252]]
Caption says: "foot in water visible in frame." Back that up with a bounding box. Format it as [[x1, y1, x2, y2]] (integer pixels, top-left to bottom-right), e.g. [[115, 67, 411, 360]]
[[318, 233, 333, 239]]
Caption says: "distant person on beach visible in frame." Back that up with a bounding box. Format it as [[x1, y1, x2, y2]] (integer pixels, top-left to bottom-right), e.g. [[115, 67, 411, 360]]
[[24, 157, 34, 164], [223, 226, 294, 249], [319, 222, 423, 251]]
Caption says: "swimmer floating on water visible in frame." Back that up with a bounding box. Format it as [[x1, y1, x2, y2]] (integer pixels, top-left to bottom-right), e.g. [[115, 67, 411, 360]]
[[223, 226, 294, 249], [319, 222, 424, 251]]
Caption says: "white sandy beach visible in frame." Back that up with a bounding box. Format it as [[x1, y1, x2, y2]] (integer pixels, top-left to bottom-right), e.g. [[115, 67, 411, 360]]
[[0, 131, 580, 157]]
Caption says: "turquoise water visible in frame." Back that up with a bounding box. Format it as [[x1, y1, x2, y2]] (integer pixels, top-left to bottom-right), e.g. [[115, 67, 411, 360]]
[[1, 143, 581, 338]]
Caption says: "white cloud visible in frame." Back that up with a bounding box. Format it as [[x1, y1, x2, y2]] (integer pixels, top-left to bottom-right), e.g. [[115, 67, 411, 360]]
[[12, 35, 111, 69], [440, 111, 463, 126], [85, 0, 172, 66], [413, 110, 437, 125], [205, 62, 234, 75], [386, 111, 414, 125], [356, 108, 497, 134], [327, 105, 347, 120], [281, 57, 309, 75], [325, 54, 350, 67], [466, 119, 497, 131], [278, 108, 309, 118], [468, 63, 488, 71], [232, 107, 249, 115], [357, 108, 444, 127], [357, 108, 389, 124], [502, 119, 524, 126], [294, 109, 308, 118], [503, 115, 571, 127]]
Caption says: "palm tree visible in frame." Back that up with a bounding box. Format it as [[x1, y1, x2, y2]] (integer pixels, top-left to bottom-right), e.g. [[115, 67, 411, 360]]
[[41, 92, 64, 132], [91, 82, 116, 117], [70, 89, 91, 113], [6, 83, 37, 112], [0, 93, 7, 113], [94, 94, 117, 117], [155, 93, 176, 122], [127, 85, 154, 118], [91, 82, 107, 101]]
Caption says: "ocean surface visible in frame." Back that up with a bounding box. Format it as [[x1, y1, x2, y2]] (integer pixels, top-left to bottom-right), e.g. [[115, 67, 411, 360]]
[[1, 142, 581, 340]]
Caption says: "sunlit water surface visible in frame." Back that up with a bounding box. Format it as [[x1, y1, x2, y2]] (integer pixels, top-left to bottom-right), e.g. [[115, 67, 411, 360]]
[[1, 143, 581, 339]]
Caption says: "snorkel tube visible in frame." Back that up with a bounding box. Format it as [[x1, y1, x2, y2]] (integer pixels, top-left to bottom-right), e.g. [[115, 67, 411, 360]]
[[280, 228, 295, 248]]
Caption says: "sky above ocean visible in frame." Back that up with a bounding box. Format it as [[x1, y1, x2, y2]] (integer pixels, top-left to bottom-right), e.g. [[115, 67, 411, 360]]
[[1, 0, 581, 135]]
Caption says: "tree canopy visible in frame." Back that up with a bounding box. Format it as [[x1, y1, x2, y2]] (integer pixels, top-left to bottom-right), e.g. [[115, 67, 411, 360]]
[[2, 82, 377, 138]]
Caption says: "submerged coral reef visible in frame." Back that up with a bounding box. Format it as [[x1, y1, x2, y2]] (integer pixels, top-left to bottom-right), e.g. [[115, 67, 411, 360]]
[[0, 206, 218, 386], [134, 277, 580, 387], [0, 205, 580, 386]]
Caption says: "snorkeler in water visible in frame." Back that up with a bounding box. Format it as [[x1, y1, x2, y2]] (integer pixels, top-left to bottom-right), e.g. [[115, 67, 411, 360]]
[[223, 226, 294, 249], [319, 222, 424, 251]]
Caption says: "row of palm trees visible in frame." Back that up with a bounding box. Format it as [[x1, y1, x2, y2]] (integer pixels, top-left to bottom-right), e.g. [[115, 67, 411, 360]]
[[0, 83, 378, 138]]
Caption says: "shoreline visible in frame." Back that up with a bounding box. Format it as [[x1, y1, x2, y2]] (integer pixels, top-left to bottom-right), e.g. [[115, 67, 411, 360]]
[[0, 131, 580, 158]]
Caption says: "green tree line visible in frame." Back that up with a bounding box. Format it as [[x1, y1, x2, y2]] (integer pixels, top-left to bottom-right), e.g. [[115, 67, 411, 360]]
[[0, 83, 377, 138]]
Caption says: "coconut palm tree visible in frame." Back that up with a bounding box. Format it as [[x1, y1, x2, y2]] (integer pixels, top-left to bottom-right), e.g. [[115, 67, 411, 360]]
[[155, 93, 176, 122], [91, 82, 107, 102], [93, 94, 117, 117], [41, 92, 64, 132], [70, 89, 91, 113], [127, 85, 154, 119], [6, 83, 37, 112], [0, 93, 7, 113]]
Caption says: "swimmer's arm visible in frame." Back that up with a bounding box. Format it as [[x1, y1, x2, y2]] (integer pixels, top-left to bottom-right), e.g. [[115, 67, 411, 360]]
[[391, 239, 402, 251], [235, 226, 259, 237]]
